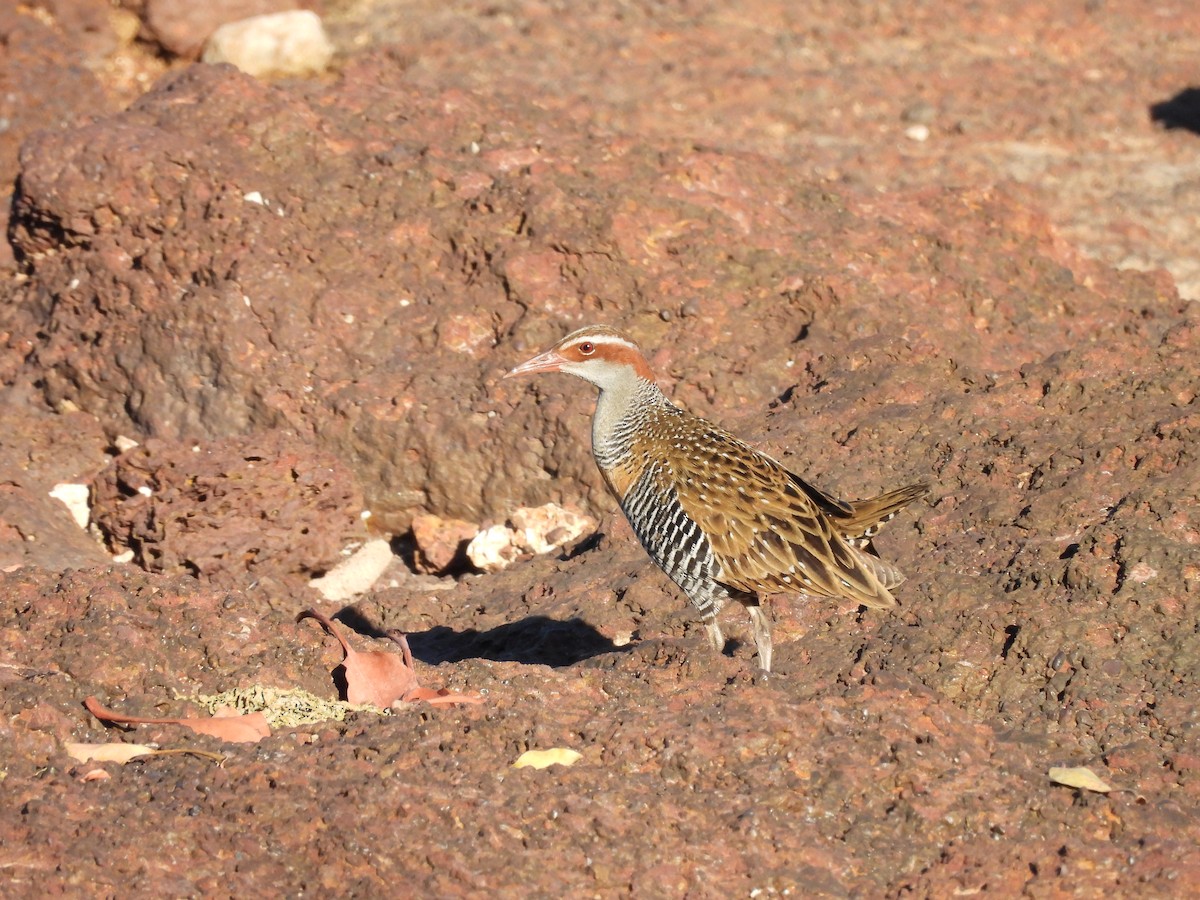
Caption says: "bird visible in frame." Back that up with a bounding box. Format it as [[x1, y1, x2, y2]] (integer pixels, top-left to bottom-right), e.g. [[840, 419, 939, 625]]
[[504, 324, 927, 672]]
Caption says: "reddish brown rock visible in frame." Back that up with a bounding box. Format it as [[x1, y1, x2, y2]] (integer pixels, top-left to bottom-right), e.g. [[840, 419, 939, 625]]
[[409, 513, 477, 574], [27, 0, 122, 62], [7, 61, 1178, 542], [0, 9, 113, 272], [0, 405, 111, 570], [0, 1, 1197, 897], [0, 482, 109, 570], [142, 0, 299, 58]]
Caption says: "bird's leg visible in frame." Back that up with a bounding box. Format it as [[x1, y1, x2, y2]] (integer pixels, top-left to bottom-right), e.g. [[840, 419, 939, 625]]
[[703, 617, 726, 655], [745, 602, 773, 673]]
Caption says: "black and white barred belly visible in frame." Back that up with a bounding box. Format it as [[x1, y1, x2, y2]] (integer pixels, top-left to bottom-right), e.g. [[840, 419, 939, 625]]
[[618, 463, 731, 619]]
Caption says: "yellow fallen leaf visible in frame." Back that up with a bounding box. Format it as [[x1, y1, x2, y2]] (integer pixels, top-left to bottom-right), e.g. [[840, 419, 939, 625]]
[[1048, 766, 1113, 793], [512, 748, 583, 770], [65, 742, 157, 764]]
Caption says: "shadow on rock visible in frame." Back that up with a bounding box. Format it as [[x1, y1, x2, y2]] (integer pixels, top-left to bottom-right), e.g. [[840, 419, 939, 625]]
[[407, 616, 624, 667], [332, 605, 621, 667], [1150, 86, 1200, 133]]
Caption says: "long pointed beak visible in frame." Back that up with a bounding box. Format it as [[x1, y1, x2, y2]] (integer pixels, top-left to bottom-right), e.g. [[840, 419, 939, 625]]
[[504, 348, 566, 379]]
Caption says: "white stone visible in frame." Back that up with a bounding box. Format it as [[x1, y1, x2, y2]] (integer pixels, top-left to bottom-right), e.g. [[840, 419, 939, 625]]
[[49, 483, 90, 529], [202, 10, 334, 79], [467, 524, 522, 573], [509, 503, 596, 554]]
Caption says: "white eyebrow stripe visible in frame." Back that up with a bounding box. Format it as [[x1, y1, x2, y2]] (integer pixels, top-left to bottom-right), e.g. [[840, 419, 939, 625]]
[[572, 335, 638, 351]]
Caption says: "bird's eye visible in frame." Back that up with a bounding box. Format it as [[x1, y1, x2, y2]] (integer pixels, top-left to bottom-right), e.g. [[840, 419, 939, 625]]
[[578, 341, 595, 355]]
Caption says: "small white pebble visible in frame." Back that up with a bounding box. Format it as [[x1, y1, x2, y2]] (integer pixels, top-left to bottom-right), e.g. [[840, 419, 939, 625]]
[[203, 10, 333, 78]]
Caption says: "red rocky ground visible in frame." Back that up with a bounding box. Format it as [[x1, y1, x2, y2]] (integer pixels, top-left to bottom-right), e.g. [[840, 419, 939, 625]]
[[0, 1, 1197, 896]]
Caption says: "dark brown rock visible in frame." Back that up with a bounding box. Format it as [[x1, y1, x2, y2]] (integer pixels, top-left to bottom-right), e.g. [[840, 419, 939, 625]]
[[89, 430, 367, 592]]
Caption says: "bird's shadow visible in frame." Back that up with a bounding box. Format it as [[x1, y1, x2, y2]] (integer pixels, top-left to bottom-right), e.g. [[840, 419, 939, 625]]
[[333, 607, 624, 667], [1150, 87, 1200, 134]]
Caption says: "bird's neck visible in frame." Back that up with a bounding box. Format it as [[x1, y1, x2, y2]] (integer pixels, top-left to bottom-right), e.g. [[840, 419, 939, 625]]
[[592, 375, 665, 470]]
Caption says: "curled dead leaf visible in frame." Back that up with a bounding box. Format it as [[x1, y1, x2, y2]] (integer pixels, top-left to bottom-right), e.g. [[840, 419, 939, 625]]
[[298, 608, 484, 708], [298, 608, 418, 707]]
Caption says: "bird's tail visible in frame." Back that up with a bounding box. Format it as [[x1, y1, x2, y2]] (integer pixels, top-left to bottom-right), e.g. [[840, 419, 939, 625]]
[[839, 483, 929, 544]]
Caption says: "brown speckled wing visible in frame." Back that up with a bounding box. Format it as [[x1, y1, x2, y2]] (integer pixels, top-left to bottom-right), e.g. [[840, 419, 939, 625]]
[[651, 419, 900, 608]]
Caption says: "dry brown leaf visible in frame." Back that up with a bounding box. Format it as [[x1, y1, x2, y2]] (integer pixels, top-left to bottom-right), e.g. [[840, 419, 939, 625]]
[[1048, 765, 1113, 793], [512, 748, 583, 770], [298, 609, 484, 708], [398, 685, 485, 707], [65, 741, 156, 764], [84, 696, 270, 744]]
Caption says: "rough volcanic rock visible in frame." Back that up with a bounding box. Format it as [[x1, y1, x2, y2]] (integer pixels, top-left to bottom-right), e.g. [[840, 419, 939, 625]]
[[0, 1, 1198, 897], [89, 429, 367, 592], [0, 8, 113, 272], [26, 0, 122, 62], [341, 0, 1200, 300], [0, 405, 109, 491], [7, 60, 1180, 542]]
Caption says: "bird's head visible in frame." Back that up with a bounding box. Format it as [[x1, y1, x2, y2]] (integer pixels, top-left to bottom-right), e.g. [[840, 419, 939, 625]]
[[504, 325, 656, 390]]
